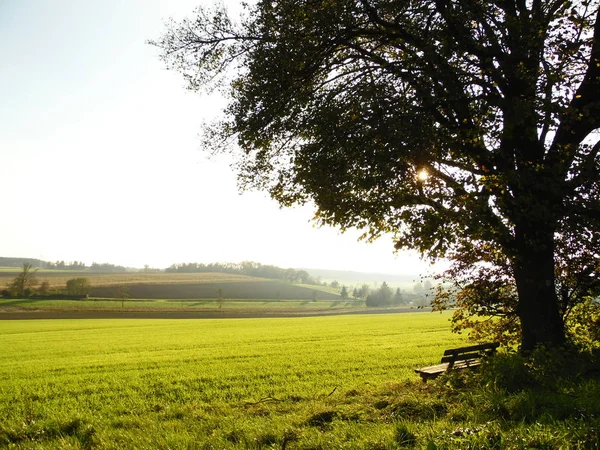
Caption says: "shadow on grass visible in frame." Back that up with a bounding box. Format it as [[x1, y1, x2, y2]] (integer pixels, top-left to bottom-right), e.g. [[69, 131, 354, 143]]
[[400, 348, 600, 448]]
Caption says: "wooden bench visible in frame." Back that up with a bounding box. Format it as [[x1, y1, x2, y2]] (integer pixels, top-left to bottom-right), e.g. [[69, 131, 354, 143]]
[[415, 342, 499, 382]]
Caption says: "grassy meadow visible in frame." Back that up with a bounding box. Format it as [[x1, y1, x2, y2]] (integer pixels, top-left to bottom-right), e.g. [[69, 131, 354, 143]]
[[2, 312, 600, 449], [89, 281, 341, 301], [0, 298, 369, 316], [0, 313, 463, 449], [0, 270, 343, 301], [0, 270, 263, 288]]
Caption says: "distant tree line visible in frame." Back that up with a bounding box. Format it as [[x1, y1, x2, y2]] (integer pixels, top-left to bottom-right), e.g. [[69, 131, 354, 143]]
[[340, 280, 432, 307], [365, 282, 406, 307], [89, 262, 127, 273], [0, 257, 44, 268], [46, 261, 127, 272], [46, 260, 86, 270], [0, 256, 132, 273], [0, 264, 90, 299], [165, 261, 324, 285]]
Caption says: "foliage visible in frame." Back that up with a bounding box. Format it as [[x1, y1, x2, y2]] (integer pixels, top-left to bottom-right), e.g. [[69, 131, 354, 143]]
[[166, 261, 324, 285], [46, 260, 86, 270], [366, 281, 393, 307], [116, 286, 130, 308], [90, 262, 127, 273], [340, 285, 349, 300], [431, 237, 600, 347], [354, 283, 371, 300], [65, 277, 91, 296], [366, 282, 410, 307], [37, 281, 50, 296], [0, 257, 44, 268], [7, 263, 38, 297], [566, 298, 600, 350], [152, 0, 600, 351], [394, 288, 405, 305]]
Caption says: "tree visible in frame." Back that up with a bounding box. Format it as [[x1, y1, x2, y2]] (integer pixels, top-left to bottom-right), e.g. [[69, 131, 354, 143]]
[[66, 277, 91, 296], [38, 281, 50, 296], [393, 288, 404, 306], [153, 1, 600, 351], [413, 283, 425, 295], [8, 263, 38, 297], [340, 285, 349, 300], [297, 270, 310, 284], [433, 227, 600, 346], [356, 283, 371, 300], [116, 286, 130, 308], [366, 281, 393, 306]]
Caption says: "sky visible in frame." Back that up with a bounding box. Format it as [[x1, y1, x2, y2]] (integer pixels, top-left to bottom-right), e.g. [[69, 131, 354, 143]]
[[0, 0, 439, 276]]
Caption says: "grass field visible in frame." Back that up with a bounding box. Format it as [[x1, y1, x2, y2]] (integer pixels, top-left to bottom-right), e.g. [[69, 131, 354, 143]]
[[0, 298, 370, 316], [2, 312, 599, 449], [0, 313, 465, 449], [0, 271, 343, 301], [0, 271, 267, 289], [89, 281, 341, 300]]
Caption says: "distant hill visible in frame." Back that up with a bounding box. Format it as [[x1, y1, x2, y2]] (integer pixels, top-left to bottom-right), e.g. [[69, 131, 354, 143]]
[[91, 280, 341, 300], [0, 257, 45, 268], [298, 268, 432, 287]]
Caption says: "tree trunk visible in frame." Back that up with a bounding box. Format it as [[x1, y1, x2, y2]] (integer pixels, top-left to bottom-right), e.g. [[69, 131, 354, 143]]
[[512, 225, 565, 353]]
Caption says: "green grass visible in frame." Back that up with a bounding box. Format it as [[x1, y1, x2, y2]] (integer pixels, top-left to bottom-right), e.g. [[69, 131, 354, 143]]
[[0, 298, 373, 313], [1, 313, 598, 449], [0, 313, 461, 448]]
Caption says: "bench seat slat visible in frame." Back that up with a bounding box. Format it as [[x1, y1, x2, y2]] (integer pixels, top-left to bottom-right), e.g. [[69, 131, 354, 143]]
[[415, 363, 449, 375], [415, 360, 482, 377], [441, 352, 486, 364], [442, 343, 499, 356]]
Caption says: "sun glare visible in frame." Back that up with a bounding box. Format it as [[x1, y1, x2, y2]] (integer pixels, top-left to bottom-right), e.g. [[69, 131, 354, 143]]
[[417, 169, 429, 181]]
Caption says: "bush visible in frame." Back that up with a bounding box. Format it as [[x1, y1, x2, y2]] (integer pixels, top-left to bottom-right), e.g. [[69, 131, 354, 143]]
[[567, 299, 600, 351]]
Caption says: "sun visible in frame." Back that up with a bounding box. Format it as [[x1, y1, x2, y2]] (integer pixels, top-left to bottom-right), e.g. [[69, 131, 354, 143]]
[[417, 169, 429, 181]]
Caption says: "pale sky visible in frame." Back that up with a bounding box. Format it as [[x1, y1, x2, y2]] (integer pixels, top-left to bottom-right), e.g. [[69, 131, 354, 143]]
[[0, 0, 438, 275]]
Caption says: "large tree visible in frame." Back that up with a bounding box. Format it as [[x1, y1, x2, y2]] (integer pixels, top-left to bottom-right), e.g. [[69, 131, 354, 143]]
[[152, 0, 600, 351], [8, 263, 38, 297]]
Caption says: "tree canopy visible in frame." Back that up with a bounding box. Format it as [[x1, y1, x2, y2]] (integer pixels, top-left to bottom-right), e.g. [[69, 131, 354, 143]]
[[8, 263, 38, 297], [66, 277, 91, 296], [152, 0, 600, 352]]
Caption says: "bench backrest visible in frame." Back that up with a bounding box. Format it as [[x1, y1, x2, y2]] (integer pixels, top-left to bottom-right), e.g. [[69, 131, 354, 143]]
[[440, 342, 499, 368]]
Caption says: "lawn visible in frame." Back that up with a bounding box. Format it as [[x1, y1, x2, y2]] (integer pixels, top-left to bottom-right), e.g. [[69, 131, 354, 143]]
[[0, 312, 462, 448], [2, 312, 598, 449]]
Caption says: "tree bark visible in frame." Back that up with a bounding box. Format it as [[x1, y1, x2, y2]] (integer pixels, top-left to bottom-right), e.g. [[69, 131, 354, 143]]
[[512, 224, 565, 353]]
